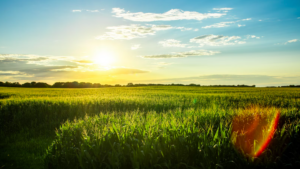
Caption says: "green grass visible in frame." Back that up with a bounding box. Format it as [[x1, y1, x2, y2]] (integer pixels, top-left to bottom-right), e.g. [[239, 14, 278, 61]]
[[1, 86, 300, 168]]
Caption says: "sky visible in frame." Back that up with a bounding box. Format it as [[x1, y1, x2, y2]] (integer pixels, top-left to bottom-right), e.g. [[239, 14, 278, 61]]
[[0, 0, 300, 86]]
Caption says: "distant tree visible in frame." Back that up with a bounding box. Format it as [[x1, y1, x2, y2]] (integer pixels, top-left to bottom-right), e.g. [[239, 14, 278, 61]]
[[31, 81, 37, 87], [72, 81, 79, 88], [93, 83, 101, 88], [35, 82, 49, 88], [127, 83, 133, 87], [115, 84, 121, 87], [0, 81, 4, 86], [53, 82, 64, 88], [188, 83, 200, 86], [22, 82, 32, 87], [103, 84, 112, 87], [11, 82, 21, 87], [5, 81, 12, 87]]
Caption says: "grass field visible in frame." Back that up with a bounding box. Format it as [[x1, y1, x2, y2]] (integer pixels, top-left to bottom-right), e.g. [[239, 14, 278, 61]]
[[1, 86, 300, 169]]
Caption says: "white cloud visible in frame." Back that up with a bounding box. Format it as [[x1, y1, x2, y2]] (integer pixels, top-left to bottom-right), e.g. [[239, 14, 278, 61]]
[[241, 18, 252, 21], [297, 17, 300, 19], [288, 39, 298, 43], [213, 8, 233, 11], [131, 44, 141, 50], [72, 10, 82, 12], [259, 20, 262, 21], [202, 18, 251, 29], [86, 10, 99, 12], [175, 27, 193, 31], [95, 24, 166, 40], [96, 24, 194, 40], [190, 35, 246, 46], [202, 21, 235, 29], [158, 39, 187, 48], [0, 54, 86, 66], [112, 8, 226, 22], [285, 39, 298, 44], [0, 71, 32, 77], [156, 62, 173, 69], [140, 50, 220, 59], [246, 35, 261, 39], [194, 29, 199, 31]]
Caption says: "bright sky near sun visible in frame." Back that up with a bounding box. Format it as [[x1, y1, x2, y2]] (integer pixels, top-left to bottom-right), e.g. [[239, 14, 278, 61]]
[[0, 0, 300, 86]]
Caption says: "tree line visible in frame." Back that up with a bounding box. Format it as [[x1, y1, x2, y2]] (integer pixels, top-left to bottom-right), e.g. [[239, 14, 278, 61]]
[[0, 81, 257, 88]]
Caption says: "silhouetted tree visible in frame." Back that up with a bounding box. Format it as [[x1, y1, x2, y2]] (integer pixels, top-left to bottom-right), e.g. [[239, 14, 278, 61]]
[[35, 82, 50, 88], [22, 82, 32, 87], [31, 81, 36, 87], [53, 82, 64, 88]]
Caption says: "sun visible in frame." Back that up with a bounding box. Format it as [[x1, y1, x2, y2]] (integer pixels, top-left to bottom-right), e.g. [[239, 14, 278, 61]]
[[93, 50, 115, 67]]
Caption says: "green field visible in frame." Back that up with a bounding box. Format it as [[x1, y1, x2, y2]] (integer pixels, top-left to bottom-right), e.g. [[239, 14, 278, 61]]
[[1, 87, 300, 169]]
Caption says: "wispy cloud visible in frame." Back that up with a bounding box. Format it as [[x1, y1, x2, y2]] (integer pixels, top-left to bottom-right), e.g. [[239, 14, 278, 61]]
[[72, 10, 82, 12], [96, 24, 194, 40], [202, 22, 235, 29], [156, 62, 173, 69], [0, 54, 149, 76], [131, 44, 141, 50], [112, 8, 226, 22], [0, 54, 77, 65], [202, 18, 252, 29], [241, 18, 252, 21], [212, 8, 233, 11], [285, 39, 298, 44], [105, 68, 149, 75], [158, 39, 187, 48], [86, 10, 99, 12], [297, 17, 300, 19], [140, 50, 220, 59], [246, 35, 261, 39], [190, 35, 246, 46], [0, 71, 32, 77]]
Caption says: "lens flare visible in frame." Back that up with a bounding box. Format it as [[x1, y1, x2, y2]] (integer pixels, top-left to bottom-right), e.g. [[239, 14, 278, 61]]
[[231, 108, 280, 157]]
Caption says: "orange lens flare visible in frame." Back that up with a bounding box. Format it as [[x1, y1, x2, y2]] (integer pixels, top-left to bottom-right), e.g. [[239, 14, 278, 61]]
[[232, 109, 280, 157]]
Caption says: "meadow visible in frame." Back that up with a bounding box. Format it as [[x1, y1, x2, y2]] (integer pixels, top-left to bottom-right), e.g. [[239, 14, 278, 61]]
[[0, 86, 300, 169]]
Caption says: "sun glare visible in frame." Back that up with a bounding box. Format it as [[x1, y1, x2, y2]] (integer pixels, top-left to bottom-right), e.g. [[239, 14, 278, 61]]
[[93, 50, 115, 67]]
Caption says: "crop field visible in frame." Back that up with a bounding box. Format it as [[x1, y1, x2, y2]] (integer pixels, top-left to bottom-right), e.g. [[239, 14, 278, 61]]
[[1, 86, 300, 169]]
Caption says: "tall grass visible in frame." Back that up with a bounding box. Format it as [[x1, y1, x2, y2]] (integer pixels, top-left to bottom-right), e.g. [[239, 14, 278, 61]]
[[1, 86, 300, 168]]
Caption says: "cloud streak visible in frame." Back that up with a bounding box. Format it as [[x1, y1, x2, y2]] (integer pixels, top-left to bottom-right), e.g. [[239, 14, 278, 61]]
[[131, 44, 141, 50], [0, 71, 32, 77], [202, 22, 235, 29], [190, 35, 246, 46], [112, 8, 226, 22], [95, 24, 194, 40], [140, 50, 220, 59], [286, 39, 298, 44], [202, 18, 252, 29], [86, 10, 99, 12], [213, 8, 233, 11], [158, 39, 187, 48]]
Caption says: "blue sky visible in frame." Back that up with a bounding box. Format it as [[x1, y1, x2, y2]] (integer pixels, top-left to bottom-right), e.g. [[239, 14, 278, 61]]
[[0, 0, 300, 86]]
